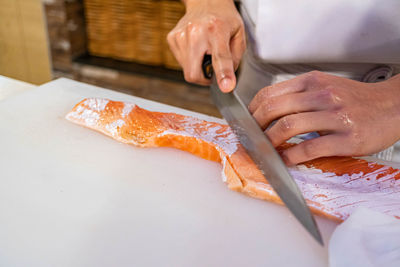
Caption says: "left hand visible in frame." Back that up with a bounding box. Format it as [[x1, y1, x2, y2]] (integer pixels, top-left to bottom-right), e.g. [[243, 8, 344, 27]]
[[248, 71, 400, 165]]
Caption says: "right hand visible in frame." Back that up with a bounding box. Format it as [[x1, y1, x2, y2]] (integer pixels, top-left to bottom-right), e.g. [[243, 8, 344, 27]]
[[167, 0, 246, 92]]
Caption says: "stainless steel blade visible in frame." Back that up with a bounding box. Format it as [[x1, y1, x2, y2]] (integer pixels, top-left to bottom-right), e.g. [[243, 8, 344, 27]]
[[210, 76, 323, 245]]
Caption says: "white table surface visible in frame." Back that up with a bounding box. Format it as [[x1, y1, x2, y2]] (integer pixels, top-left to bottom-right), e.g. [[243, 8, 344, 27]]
[[0, 75, 36, 101]]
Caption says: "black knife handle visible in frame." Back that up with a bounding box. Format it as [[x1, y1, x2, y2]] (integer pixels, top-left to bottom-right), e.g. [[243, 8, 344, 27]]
[[202, 54, 213, 79]]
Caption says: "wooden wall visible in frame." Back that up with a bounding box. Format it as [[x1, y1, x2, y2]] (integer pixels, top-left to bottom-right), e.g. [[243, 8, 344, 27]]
[[0, 0, 52, 85]]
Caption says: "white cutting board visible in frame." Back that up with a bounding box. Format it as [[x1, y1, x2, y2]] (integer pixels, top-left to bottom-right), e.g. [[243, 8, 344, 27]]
[[0, 78, 338, 266]]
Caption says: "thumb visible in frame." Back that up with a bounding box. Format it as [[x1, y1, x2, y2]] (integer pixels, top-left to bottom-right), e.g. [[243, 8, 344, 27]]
[[211, 36, 236, 92]]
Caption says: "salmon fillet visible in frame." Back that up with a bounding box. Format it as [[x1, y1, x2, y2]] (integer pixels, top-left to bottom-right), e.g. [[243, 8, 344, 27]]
[[66, 98, 400, 222]]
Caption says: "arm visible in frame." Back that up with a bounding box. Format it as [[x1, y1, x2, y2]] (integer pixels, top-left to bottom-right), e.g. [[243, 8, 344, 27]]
[[167, 0, 246, 92], [249, 72, 400, 165]]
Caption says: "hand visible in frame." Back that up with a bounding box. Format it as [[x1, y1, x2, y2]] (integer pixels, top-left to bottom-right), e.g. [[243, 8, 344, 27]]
[[167, 0, 246, 92], [249, 71, 400, 165]]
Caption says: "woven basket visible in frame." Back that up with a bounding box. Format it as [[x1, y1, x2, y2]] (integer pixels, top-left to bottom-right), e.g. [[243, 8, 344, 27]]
[[161, 0, 184, 69], [132, 0, 163, 65], [84, 0, 184, 68], [111, 0, 137, 61], [84, 0, 114, 57]]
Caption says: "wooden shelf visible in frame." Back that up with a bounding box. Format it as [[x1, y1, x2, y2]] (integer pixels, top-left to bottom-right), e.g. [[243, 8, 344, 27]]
[[74, 54, 189, 84]]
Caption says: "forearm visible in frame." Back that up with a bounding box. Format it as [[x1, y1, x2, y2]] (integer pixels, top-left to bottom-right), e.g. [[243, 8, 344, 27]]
[[386, 74, 400, 135], [388, 73, 400, 86], [385, 74, 400, 109]]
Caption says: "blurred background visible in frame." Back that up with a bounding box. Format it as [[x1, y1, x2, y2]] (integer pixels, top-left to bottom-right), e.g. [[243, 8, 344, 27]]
[[0, 0, 219, 116]]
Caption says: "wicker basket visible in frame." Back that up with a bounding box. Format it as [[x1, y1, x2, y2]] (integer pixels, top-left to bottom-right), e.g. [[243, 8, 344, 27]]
[[133, 0, 163, 65], [111, 0, 137, 61], [84, 0, 114, 57], [84, 0, 184, 68], [161, 0, 185, 70]]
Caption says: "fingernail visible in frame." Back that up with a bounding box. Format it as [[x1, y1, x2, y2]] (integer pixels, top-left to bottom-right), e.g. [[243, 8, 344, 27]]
[[220, 78, 234, 92]]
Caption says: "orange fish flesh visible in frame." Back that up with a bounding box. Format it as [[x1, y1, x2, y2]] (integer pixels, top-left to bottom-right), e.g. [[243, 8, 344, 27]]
[[66, 98, 400, 222]]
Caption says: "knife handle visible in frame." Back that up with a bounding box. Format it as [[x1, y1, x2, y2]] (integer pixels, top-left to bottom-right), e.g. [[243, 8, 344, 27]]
[[202, 54, 213, 79]]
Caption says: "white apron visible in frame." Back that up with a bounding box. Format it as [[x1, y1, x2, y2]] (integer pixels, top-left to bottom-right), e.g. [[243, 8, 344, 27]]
[[241, 0, 400, 64]]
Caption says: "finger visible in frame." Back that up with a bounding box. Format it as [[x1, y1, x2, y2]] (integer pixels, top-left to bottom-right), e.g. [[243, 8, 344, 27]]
[[167, 29, 188, 70], [230, 28, 246, 70], [210, 32, 236, 92], [167, 30, 183, 66], [252, 90, 336, 129], [184, 26, 212, 85], [183, 51, 212, 86], [265, 111, 340, 147], [248, 74, 311, 113], [281, 134, 347, 165]]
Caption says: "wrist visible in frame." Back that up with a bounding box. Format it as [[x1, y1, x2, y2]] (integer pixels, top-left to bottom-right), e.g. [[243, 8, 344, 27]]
[[388, 73, 400, 85], [183, 0, 235, 11]]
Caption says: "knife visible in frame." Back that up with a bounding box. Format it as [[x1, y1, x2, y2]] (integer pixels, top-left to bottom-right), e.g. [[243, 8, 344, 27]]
[[202, 55, 323, 245]]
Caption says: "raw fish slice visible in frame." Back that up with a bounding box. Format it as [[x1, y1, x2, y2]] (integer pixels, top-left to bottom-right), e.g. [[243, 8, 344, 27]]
[[66, 98, 400, 221]]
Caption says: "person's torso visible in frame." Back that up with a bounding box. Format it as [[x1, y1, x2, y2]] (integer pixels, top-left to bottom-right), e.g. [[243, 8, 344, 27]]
[[241, 0, 400, 65]]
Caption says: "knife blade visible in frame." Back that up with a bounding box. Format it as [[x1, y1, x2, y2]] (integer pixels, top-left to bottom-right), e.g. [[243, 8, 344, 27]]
[[203, 56, 323, 245]]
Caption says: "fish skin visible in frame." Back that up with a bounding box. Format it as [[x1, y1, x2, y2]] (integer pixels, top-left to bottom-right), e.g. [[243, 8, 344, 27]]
[[66, 98, 400, 222]]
